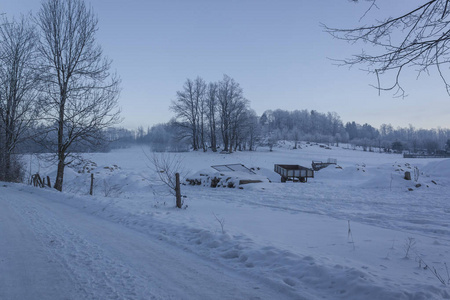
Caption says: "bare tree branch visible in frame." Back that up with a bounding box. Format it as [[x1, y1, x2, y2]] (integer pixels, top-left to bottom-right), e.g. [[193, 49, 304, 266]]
[[325, 0, 450, 97], [144, 150, 185, 208]]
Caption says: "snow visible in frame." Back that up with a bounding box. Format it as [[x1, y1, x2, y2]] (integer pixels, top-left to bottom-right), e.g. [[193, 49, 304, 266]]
[[2, 142, 450, 299]]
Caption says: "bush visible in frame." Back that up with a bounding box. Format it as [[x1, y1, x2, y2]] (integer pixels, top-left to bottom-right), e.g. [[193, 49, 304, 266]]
[[0, 154, 25, 183], [392, 141, 403, 153]]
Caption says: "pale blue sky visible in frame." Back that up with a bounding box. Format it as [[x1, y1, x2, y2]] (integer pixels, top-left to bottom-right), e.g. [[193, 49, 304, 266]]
[[2, 0, 449, 130]]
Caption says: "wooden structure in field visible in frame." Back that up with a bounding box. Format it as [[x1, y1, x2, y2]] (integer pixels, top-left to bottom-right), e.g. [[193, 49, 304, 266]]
[[311, 158, 337, 171], [208, 163, 262, 185], [274, 164, 314, 183], [211, 163, 256, 174]]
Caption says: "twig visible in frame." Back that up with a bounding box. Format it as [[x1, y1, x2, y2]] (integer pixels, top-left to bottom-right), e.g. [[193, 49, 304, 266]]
[[213, 212, 225, 234], [445, 262, 450, 285], [416, 255, 447, 286], [348, 220, 355, 250], [404, 237, 416, 259]]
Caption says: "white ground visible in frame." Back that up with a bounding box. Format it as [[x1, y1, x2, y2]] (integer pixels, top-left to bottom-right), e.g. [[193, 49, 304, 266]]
[[2, 142, 450, 299]]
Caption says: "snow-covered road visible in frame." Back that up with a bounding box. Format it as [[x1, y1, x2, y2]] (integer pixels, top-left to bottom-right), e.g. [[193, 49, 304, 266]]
[[0, 192, 78, 299], [0, 186, 295, 300]]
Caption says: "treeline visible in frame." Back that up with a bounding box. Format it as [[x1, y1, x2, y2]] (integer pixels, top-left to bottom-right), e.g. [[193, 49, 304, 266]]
[[52, 73, 450, 155], [262, 110, 450, 153], [128, 73, 450, 154], [17, 107, 450, 156], [45, 103, 447, 156]]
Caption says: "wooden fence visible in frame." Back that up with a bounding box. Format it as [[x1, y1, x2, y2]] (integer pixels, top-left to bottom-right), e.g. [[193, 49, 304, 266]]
[[403, 154, 450, 158]]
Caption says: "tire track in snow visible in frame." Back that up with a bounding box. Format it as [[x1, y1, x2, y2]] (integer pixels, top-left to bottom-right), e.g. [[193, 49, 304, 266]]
[[8, 195, 155, 300], [5, 187, 295, 300]]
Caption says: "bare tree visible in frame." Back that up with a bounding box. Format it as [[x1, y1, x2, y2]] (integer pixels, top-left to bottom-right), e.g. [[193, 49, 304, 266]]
[[194, 77, 207, 152], [242, 109, 260, 151], [171, 77, 206, 151], [230, 98, 250, 151], [325, 0, 450, 96], [146, 151, 184, 208], [36, 0, 120, 191], [217, 75, 246, 153], [172, 79, 197, 150], [206, 82, 218, 152], [0, 15, 40, 182], [171, 75, 249, 153]]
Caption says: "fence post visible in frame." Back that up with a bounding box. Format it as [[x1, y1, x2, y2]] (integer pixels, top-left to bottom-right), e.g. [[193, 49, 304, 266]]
[[90, 173, 94, 195], [175, 173, 181, 208]]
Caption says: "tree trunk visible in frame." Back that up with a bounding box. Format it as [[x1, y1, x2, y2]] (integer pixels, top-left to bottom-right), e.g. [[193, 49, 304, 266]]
[[210, 115, 217, 152], [192, 126, 198, 150], [175, 173, 182, 208], [54, 95, 66, 191], [3, 121, 14, 181], [54, 159, 65, 191], [228, 131, 233, 153], [4, 152, 11, 182], [211, 132, 217, 152], [200, 114, 206, 152], [90, 173, 94, 195]]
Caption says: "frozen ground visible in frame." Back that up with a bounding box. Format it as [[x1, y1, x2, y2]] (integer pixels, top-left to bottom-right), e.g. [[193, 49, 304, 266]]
[[2, 142, 450, 299]]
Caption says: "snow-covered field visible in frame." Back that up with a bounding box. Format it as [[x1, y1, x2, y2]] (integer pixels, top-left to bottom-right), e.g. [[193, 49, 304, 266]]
[[2, 142, 450, 299]]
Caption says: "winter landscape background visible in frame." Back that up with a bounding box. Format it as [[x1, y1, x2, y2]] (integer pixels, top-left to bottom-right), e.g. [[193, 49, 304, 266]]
[[2, 143, 450, 299], [2, 0, 450, 299]]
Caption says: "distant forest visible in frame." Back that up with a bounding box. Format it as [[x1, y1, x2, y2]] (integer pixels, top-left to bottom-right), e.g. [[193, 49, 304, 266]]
[[127, 108, 450, 155], [17, 76, 450, 155], [17, 108, 448, 155], [18, 103, 450, 156], [127, 76, 450, 155]]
